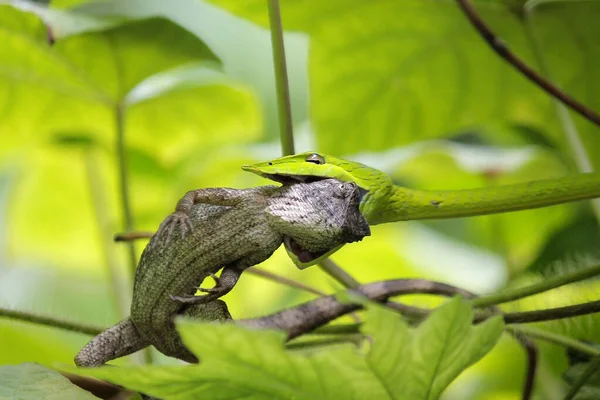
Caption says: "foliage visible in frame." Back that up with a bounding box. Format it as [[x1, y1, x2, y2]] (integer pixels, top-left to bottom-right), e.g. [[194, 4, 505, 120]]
[[0, 363, 97, 399], [59, 299, 503, 400], [208, 0, 600, 159], [0, 0, 599, 399], [564, 360, 600, 400]]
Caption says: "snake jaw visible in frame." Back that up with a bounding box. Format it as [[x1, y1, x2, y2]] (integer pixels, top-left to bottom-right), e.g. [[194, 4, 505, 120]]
[[261, 173, 369, 202], [283, 236, 327, 264], [259, 173, 321, 185]]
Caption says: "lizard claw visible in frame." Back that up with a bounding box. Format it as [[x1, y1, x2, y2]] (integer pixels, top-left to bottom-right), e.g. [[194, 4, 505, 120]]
[[197, 273, 221, 293], [169, 293, 213, 304], [169, 273, 223, 304], [153, 211, 193, 248]]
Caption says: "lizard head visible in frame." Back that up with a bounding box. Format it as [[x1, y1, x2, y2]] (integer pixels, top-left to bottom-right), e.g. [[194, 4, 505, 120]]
[[242, 151, 389, 200], [266, 178, 371, 269]]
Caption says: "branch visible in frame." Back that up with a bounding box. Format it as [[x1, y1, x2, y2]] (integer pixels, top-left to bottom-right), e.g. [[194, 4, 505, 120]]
[[472, 263, 600, 308], [245, 267, 327, 296], [0, 308, 103, 336], [114, 231, 153, 242], [508, 325, 600, 358], [503, 299, 600, 324], [507, 328, 538, 400], [456, 0, 600, 127]]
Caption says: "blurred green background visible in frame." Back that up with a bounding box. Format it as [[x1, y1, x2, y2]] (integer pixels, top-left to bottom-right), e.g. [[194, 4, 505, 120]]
[[1, 0, 600, 398]]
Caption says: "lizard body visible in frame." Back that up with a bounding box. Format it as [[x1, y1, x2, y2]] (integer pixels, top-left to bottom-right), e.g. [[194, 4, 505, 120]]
[[74, 277, 467, 367], [243, 151, 600, 267], [76, 179, 370, 366]]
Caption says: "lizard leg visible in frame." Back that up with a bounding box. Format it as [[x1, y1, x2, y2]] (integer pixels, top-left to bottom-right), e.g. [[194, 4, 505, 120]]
[[148, 300, 234, 364], [155, 188, 249, 246], [181, 299, 233, 321], [74, 318, 148, 367], [170, 266, 244, 304]]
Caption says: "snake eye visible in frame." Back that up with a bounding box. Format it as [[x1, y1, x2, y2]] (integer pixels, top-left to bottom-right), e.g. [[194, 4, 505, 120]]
[[305, 153, 325, 165]]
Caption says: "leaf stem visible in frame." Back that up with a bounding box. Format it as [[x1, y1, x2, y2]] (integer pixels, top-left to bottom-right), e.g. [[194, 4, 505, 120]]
[[472, 263, 600, 308], [267, 0, 295, 155], [455, 0, 600, 127], [83, 149, 130, 319], [246, 268, 327, 296], [317, 258, 361, 289], [508, 325, 600, 357], [115, 103, 138, 281], [115, 103, 152, 365]]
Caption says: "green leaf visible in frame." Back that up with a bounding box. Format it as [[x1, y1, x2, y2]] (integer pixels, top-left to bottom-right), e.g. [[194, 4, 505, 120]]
[[0, 4, 229, 145], [0, 363, 97, 400], [63, 299, 503, 400], [51, 0, 311, 140], [208, 0, 600, 164], [527, 212, 600, 275], [564, 361, 600, 400], [63, 322, 388, 399], [363, 297, 504, 400], [1, 5, 262, 266]]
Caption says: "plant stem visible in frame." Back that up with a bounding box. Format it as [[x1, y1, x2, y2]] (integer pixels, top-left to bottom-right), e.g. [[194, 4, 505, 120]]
[[267, 0, 295, 156], [0, 308, 103, 336], [247, 268, 327, 296], [314, 323, 361, 335], [508, 325, 600, 357], [83, 149, 130, 319], [266, 0, 362, 289], [115, 103, 138, 281], [114, 231, 153, 242], [115, 102, 152, 365], [472, 263, 600, 308], [504, 299, 600, 324], [318, 258, 361, 289], [286, 335, 363, 350]]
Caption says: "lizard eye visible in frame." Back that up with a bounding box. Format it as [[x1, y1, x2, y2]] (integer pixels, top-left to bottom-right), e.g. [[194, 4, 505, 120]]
[[305, 153, 325, 165]]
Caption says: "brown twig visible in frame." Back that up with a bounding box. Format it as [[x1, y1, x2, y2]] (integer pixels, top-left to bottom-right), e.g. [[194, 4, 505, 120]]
[[455, 0, 600, 127], [113, 231, 153, 242], [510, 330, 538, 400]]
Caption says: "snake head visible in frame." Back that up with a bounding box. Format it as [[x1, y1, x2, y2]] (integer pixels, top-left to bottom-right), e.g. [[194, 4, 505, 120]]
[[242, 151, 385, 201]]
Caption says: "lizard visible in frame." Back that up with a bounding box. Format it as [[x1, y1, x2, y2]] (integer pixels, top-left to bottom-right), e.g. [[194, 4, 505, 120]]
[[73, 276, 481, 367], [73, 278, 536, 400], [242, 151, 600, 267], [75, 178, 371, 367]]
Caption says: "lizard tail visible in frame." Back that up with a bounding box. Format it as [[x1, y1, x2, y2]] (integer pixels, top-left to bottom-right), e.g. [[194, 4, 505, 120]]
[[74, 317, 148, 367]]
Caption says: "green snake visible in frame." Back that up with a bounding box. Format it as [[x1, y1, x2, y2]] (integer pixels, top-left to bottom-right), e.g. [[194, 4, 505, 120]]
[[243, 151, 600, 268]]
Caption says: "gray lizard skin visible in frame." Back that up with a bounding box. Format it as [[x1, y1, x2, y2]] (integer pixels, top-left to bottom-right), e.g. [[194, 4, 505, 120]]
[[75, 179, 370, 367]]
